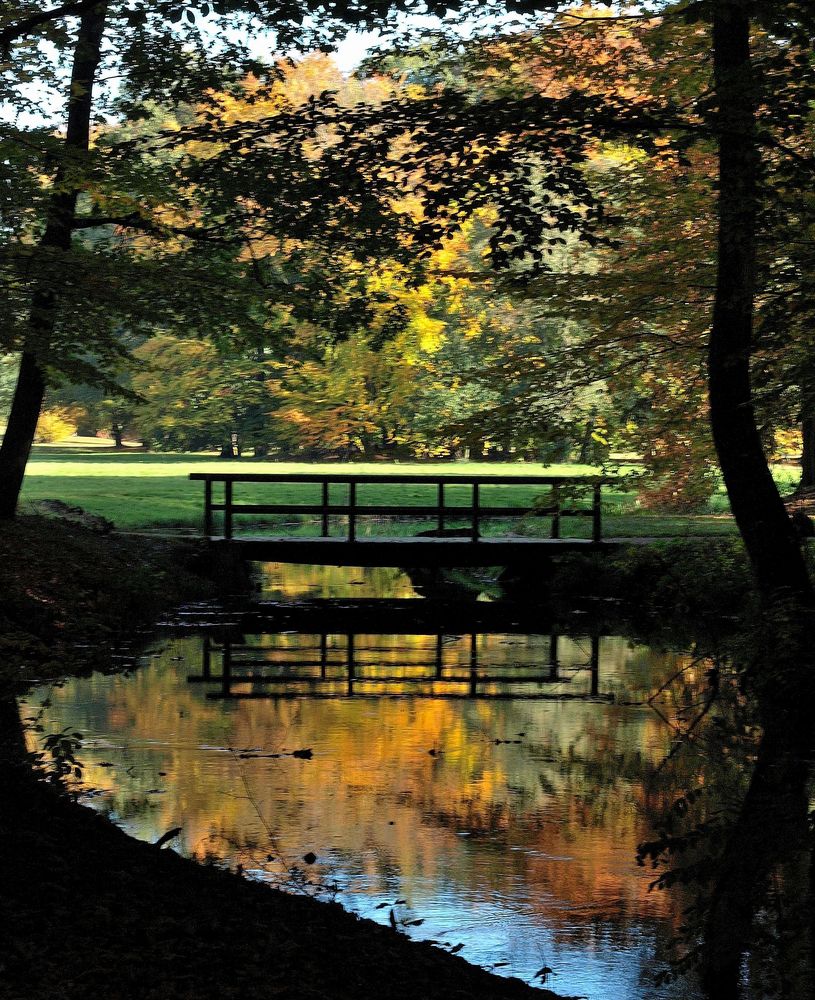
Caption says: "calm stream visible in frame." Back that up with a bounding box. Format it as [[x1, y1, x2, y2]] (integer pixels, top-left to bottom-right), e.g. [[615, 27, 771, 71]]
[[22, 564, 712, 999]]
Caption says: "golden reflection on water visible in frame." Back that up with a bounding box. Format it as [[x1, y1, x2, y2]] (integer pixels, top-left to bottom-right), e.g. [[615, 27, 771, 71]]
[[259, 562, 420, 599], [23, 565, 710, 1000]]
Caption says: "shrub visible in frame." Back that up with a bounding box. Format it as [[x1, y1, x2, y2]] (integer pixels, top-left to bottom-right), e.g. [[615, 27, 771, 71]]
[[34, 406, 80, 443]]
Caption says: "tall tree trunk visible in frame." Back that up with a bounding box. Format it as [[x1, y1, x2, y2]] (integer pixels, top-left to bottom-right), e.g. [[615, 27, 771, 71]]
[[708, 0, 812, 603], [701, 3, 815, 991], [800, 413, 815, 491], [0, 3, 108, 518]]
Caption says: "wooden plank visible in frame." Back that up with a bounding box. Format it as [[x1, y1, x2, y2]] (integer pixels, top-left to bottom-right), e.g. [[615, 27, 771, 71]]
[[207, 503, 562, 517], [190, 471, 614, 486]]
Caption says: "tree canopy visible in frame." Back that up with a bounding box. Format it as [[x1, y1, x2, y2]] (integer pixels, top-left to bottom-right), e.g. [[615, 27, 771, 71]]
[[3, 0, 815, 603]]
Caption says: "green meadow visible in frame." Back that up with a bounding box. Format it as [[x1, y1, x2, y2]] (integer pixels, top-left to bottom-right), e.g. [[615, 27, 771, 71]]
[[16, 441, 771, 538]]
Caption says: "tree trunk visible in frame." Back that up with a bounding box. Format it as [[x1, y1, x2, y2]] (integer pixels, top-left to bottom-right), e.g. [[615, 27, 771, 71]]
[[708, 0, 812, 603], [0, 353, 46, 517], [0, 2, 108, 518], [111, 422, 123, 449], [800, 414, 815, 491], [578, 419, 594, 464]]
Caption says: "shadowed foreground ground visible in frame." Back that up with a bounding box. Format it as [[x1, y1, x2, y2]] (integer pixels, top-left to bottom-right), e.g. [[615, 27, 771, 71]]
[[1, 783, 554, 1000]]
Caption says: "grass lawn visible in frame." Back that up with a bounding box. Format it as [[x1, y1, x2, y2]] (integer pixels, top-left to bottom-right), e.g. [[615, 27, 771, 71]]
[[15, 440, 767, 538]]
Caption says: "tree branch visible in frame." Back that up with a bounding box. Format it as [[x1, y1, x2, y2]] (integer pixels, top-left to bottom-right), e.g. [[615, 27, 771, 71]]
[[560, 3, 705, 24], [71, 213, 142, 229], [0, 1, 95, 49], [71, 212, 239, 246]]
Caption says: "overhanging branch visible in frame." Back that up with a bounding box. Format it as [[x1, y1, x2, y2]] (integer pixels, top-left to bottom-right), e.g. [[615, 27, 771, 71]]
[[0, 1, 96, 50]]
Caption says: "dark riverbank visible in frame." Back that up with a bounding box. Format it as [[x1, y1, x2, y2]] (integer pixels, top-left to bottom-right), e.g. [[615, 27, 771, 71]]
[[0, 517, 555, 1000]]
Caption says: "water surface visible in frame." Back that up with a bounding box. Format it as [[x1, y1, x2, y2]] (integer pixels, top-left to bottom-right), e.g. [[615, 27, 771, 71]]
[[23, 564, 709, 999]]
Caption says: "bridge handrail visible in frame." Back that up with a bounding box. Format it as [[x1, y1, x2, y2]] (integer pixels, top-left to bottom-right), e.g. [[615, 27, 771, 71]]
[[189, 471, 610, 542], [189, 471, 612, 485]]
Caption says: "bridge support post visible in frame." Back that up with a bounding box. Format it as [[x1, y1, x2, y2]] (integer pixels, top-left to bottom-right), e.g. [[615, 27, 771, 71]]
[[348, 481, 356, 542], [592, 484, 602, 542], [224, 480, 233, 539], [321, 481, 329, 537], [204, 479, 213, 538]]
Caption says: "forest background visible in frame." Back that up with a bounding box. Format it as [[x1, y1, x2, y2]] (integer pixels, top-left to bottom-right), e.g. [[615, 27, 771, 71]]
[[4, 0, 812, 520], [1, 0, 814, 550]]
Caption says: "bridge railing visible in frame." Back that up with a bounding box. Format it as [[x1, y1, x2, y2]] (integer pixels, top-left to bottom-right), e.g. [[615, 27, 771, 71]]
[[188, 472, 610, 542]]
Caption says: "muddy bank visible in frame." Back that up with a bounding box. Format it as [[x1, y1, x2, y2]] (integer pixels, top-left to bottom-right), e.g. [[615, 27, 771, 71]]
[[0, 516, 215, 689]]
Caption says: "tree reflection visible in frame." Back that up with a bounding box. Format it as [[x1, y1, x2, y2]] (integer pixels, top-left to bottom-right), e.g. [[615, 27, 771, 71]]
[[701, 729, 811, 999], [639, 625, 815, 999], [29, 583, 815, 996]]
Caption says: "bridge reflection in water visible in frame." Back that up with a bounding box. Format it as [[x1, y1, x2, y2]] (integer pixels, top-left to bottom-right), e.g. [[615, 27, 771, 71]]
[[188, 631, 605, 701]]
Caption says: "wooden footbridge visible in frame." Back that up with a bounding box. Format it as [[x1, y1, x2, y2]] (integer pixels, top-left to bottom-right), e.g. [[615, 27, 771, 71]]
[[189, 471, 645, 567]]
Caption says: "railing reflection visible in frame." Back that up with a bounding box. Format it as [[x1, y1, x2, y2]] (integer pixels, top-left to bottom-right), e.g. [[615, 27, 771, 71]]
[[188, 632, 608, 700]]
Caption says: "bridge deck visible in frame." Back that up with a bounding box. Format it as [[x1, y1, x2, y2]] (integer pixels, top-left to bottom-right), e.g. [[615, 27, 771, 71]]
[[208, 534, 655, 566]]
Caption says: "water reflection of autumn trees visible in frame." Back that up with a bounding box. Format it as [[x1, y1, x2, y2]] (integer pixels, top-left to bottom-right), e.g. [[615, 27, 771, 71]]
[[20, 561, 814, 994], [32, 630, 713, 946]]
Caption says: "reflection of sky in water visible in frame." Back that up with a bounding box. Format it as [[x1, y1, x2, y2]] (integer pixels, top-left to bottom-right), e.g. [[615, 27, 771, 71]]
[[22, 564, 708, 1000]]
